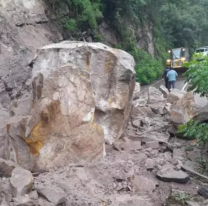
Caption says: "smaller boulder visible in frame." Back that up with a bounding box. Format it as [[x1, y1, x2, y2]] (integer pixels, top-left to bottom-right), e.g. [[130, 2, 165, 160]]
[[113, 141, 141, 152], [133, 175, 158, 193], [159, 85, 169, 98], [145, 158, 155, 170], [29, 190, 38, 200], [167, 89, 186, 104], [186, 201, 200, 206], [146, 141, 160, 149], [156, 169, 190, 183], [13, 195, 35, 206], [198, 185, 208, 199], [37, 187, 66, 205], [10, 168, 34, 197]]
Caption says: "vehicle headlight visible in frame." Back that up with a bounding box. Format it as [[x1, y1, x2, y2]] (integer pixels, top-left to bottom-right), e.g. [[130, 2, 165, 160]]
[[181, 57, 186, 61], [167, 59, 171, 62]]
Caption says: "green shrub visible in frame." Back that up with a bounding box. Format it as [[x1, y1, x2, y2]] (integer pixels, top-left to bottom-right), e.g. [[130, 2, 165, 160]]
[[46, 0, 102, 30], [178, 120, 208, 145], [135, 50, 163, 85], [61, 18, 77, 31]]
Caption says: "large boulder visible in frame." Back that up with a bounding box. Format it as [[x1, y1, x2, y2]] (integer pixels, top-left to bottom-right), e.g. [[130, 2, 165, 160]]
[[5, 42, 135, 170], [170, 92, 208, 125]]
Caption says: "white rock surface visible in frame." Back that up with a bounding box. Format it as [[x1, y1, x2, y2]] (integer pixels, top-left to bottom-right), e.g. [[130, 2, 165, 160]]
[[37, 187, 66, 205], [10, 167, 33, 197]]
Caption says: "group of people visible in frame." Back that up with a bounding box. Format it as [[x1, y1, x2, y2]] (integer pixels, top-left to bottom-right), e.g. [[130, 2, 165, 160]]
[[162, 66, 178, 92]]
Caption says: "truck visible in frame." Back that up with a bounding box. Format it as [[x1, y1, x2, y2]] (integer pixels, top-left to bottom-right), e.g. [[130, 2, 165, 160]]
[[166, 47, 189, 69]]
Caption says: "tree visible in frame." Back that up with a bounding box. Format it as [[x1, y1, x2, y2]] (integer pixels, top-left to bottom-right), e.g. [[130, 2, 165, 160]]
[[178, 54, 208, 144]]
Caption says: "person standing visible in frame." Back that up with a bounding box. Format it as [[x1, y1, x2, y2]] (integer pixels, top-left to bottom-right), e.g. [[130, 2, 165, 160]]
[[167, 67, 178, 91], [162, 66, 170, 89]]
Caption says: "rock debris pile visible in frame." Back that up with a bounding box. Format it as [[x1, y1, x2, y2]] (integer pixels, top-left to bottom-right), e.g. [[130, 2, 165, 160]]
[[0, 82, 208, 205]]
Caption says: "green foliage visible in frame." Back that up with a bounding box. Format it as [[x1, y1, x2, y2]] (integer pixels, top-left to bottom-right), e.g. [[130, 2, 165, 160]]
[[46, 0, 102, 30], [178, 52, 208, 145], [160, 1, 208, 53], [167, 191, 191, 205], [94, 33, 104, 42], [135, 50, 163, 85], [61, 18, 77, 31], [174, 192, 190, 205], [178, 120, 208, 145], [183, 54, 208, 97], [114, 30, 163, 85]]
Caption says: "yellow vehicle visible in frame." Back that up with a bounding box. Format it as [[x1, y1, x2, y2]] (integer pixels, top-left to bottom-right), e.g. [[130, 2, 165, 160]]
[[166, 47, 189, 69]]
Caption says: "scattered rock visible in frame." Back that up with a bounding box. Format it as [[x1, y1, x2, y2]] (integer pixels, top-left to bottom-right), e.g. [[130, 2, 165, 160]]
[[167, 89, 186, 104], [131, 106, 155, 120], [146, 141, 160, 149], [10, 168, 34, 197], [13, 195, 35, 206], [113, 141, 141, 151], [147, 87, 165, 113], [155, 158, 166, 166], [164, 152, 172, 161], [186, 201, 200, 206], [0, 198, 9, 206], [156, 169, 190, 183], [145, 158, 155, 170], [159, 85, 169, 98], [173, 148, 186, 161], [170, 158, 178, 166], [29, 190, 38, 200], [38, 198, 56, 206], [164, 103, 172, 114], [132, 119, 141, 128], [187, 150, 201, 162], [0, 158, 19, 178], [198, 185, 208, 199], [117, 195, 154, 206], [37, 187, 66, 205], [133, 175, 158, 193]]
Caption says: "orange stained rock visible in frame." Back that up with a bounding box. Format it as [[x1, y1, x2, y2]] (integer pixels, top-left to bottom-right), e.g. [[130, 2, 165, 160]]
[[25, 121, 49, 155]]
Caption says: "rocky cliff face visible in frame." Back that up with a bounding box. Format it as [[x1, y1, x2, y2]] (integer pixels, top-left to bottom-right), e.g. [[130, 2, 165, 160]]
[[0, 0, 62, 123], [98, 22, 155, 56]]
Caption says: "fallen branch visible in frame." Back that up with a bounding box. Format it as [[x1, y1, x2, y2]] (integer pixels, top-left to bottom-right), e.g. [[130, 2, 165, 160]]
[[182, 165, 208, 182]]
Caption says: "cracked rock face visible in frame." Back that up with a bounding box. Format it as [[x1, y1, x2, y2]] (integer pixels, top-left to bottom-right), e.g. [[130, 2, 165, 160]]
[[0, 0, 62, 123]]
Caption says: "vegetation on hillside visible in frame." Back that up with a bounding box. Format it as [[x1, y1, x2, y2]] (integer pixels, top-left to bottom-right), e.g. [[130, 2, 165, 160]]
[[45, 0, 208, 85]]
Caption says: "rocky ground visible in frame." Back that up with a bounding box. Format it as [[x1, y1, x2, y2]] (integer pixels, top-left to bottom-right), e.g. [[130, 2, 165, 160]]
[[1, 86, 208, 206]]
